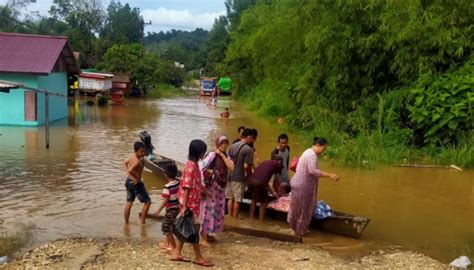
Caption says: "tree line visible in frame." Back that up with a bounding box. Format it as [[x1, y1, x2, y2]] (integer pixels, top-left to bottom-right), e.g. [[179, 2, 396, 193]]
[[0, 0, 211, 88], [206, 0, 473, 167]]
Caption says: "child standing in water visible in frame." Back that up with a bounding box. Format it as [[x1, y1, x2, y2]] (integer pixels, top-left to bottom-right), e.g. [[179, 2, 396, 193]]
[[171, 139, 214, 267], [151, 164, 180, 252], [122, 141, 151, 224]]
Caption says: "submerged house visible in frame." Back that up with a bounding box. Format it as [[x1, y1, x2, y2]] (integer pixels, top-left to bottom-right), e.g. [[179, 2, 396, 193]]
[[0, 32, 80, 126]]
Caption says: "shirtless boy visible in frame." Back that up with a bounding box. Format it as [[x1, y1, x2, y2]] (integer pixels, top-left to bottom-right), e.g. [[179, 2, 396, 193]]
[[123, 141, 151, 224]]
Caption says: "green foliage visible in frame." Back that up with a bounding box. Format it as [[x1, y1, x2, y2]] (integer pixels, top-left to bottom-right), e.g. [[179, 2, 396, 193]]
[[97, 96, 108, 106], [224, 0, 474, 167], [96, 44, 186, 90], [0, 224, 33, 256], [147, 84, 185, 99], [409, 59, 474, 146], [101, 1, 144, 44], [145, 29, 209, 70]]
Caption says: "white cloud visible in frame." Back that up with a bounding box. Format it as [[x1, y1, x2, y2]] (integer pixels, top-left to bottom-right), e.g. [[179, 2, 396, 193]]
[[142, 8, 226, 32]]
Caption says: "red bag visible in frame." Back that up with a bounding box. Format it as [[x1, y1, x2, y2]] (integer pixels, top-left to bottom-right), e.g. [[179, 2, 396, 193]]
[[289, 156, 299, 172]]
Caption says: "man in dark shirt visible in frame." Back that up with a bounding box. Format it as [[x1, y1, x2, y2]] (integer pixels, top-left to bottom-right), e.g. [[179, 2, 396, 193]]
[[248, 156, 283, 222]]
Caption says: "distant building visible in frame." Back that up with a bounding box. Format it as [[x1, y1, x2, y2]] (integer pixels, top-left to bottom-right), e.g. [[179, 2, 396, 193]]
[[0, 32, 80, 126], [112, 73, 131, 95]]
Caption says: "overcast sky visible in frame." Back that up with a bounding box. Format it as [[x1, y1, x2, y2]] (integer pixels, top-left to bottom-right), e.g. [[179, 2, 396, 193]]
[[0, 0, 226, 32]]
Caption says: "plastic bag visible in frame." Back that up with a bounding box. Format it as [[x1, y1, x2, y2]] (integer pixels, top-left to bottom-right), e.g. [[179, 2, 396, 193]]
[[449, 256, 471, 269], [289, 156, 299, 172], [172, 209, 199, 243], [314, 200, 333, 220]]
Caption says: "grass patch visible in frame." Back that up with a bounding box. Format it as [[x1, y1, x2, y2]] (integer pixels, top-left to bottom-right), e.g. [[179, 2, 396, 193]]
[[147, 83, 186, 99], [0, 224, 33, 256]]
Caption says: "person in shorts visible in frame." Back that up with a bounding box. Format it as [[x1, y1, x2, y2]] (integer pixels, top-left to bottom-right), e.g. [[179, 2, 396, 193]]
[[122, 141, 151, 224], [151, 164, 179, 252], [226, 128, 254, 218]]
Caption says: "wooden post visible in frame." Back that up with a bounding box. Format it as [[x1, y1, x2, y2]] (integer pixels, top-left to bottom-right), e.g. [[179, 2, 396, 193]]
[[45, 93, 49, 148]]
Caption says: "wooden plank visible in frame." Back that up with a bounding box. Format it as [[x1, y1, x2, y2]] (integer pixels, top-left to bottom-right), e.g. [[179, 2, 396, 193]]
[[394, 164, 463, 171], [224, 224, 302, 243]]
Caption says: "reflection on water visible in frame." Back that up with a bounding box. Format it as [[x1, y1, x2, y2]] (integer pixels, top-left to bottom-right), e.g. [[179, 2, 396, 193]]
[[0, 96, 472, 262]]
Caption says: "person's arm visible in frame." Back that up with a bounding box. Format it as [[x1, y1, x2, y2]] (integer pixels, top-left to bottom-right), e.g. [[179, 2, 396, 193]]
[[154, 197, 168, 216], [268, 174, 279, 197], [243, 146, 254, 175], [253, 149, 261, 167], [127, 159, 141, 183], [180, 188, 191, 216], [200, 152, 216, 170], [215, 150, 235, 171], [122, 158, 129, 174], [179, 165, 194, 216], [307, 154, 339, 181]]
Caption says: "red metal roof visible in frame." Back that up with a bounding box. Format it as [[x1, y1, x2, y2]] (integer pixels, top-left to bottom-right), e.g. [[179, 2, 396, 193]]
[[0, 32, 80, 75], [80, 72, 114, 80]]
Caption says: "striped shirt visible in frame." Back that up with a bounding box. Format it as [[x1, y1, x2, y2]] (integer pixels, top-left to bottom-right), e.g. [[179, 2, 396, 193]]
[[162, 180, 180, 209]]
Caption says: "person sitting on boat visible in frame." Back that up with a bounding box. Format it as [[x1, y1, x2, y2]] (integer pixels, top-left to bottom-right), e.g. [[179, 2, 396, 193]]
[[287, 137, 339, 237], [248, 155, 284, 222]]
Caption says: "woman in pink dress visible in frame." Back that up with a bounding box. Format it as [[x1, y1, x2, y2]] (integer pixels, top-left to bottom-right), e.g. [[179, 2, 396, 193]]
[[287, 137, 340, 237]]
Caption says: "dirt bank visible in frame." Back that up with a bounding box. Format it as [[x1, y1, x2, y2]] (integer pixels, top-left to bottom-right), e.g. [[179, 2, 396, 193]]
[[0, 232, 445, 269]]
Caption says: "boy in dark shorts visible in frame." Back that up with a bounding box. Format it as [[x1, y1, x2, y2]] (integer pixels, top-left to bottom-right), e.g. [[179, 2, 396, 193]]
[[152, 164, 180, 252], [123, 141, 151, 224]]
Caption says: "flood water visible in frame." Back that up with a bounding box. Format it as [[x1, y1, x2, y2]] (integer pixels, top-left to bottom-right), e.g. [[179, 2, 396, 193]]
[[0, 96, 472, 263]]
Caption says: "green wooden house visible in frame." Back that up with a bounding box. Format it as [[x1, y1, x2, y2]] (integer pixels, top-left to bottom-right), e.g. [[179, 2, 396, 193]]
[[0, 32, 80, 126]]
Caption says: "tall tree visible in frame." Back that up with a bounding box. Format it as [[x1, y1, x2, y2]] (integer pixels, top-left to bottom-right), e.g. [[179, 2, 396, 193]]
[[101, 1, 144, 44], [49, 0, 105, 67]]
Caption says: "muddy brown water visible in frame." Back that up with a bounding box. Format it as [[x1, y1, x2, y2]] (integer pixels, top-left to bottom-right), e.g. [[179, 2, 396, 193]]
[[0, 96, 472, 263]]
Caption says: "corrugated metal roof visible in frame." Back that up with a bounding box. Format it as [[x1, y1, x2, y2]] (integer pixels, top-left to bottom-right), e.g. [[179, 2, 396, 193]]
[[0, 80, 22, 89], [0, 32, 80, 75]]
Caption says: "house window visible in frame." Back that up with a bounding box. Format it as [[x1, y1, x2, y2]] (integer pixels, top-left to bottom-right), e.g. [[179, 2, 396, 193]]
[[24, 91, 37, 121]]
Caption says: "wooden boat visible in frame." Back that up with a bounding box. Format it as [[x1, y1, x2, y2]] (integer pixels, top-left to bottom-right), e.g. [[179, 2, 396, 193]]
[[143, 155, 183, 179], [144, 155, 370, 239], [239, 199, 370, 239]]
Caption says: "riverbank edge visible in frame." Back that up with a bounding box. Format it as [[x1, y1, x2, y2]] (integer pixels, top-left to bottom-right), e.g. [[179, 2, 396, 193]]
[[0, 233, 446, 269], [237, 95, 472, 169]]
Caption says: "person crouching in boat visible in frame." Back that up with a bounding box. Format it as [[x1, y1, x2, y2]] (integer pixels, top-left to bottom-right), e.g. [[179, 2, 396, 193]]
[[248, 155, 284, 222], [199, 135, 235, 246], [287, 137, 340, 237]]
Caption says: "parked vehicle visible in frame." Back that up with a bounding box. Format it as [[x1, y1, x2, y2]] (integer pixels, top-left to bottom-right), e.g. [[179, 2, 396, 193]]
[[78, 72, 113, 96], [217, 77, 232, 95], [200, 77, 217, 96]]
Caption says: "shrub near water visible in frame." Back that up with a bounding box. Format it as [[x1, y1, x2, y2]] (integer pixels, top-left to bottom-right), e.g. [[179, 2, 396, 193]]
[[224, 0, 474, 168], [0, 224, 33, 256]]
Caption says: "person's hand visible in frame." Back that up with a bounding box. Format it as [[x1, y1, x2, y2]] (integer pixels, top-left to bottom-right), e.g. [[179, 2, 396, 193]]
[[214, 149, 223, 156], [330, 174, 340, 182], [179, 208, 186, 217]]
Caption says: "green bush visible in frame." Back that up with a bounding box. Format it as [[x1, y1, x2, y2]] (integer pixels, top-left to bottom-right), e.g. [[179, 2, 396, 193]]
[[148, 84, 185, 99], [409, 59, 474, 146], [97, 96, 109, 106]]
